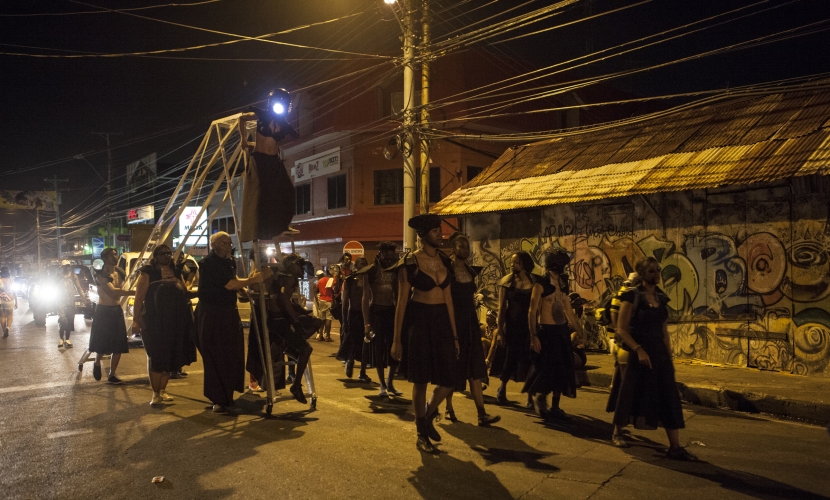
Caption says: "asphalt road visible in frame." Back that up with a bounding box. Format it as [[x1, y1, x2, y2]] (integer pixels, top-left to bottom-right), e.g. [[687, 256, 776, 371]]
[[1, 298, 829, 500]]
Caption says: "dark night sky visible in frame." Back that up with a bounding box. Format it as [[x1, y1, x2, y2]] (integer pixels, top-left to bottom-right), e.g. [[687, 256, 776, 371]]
[[1, 0, 829, 210]]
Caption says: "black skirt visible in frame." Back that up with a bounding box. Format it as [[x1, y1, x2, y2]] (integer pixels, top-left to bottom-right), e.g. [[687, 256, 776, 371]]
[[196, 304, 245, 406], [368, 305, 396, 369], [88, 305, 129, 354], [404, 302, 457, 388], [522, 323, 576, 398], [239, 152, 295, 242], [611, 342, 685, 430], [336, 310, 366, 363], [142, 281, 196, 373], [453, 309, 488, 391]]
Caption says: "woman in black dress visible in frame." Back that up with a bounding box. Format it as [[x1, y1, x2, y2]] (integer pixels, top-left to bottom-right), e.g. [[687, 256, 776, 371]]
[[609, 257, 698, 461], [132, 245, 197, 406], [495, 251, 537, 406], [336, 258, 372, 382], [443, 233, 500, 426], [391, 214, 459, 453]]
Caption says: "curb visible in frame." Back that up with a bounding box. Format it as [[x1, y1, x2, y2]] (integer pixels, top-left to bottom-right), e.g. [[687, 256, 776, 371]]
[[584, 370, 830, 425]]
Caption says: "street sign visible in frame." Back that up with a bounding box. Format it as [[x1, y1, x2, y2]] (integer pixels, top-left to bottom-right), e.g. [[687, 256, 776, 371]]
[[343, 241, 364, 259], [92, 237, 104, 258]]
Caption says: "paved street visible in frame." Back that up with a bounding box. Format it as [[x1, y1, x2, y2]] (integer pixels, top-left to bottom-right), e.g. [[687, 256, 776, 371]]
[[1, 298, 829, 500]]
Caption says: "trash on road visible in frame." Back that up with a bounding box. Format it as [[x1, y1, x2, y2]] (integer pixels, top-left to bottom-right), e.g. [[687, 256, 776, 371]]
[[689, 440, 706, 447], [151, 476, 165, 483]]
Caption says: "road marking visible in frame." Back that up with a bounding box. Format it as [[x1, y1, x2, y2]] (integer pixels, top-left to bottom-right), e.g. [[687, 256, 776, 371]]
[[0, 370, 203, 395], [47, 429, 93, 439]]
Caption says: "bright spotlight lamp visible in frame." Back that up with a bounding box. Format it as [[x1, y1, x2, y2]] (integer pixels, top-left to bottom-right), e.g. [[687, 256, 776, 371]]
[[267, 88, 291, 116], [384, 0, 396, 4]]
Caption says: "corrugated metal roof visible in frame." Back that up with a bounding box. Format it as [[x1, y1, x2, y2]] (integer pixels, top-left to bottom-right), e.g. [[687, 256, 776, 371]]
[[434, 87, 830, 216]]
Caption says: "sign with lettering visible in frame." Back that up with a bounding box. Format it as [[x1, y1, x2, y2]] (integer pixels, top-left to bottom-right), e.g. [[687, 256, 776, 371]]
[[126, 205, 154, 224], [291, 147, 341, 183], [343, 240, 364, 259]]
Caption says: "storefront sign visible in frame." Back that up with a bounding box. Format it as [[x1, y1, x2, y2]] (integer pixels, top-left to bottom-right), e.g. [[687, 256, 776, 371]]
[[291, 147, 341, 183], [127, 205, 154, 224]]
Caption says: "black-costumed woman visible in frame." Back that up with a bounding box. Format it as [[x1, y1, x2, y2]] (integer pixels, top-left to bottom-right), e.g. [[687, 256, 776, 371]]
[[609, 257, 698, 461], [337, 257, 372, 383], [132, 245, 197, 406], [391, 214, 459, 453], [442, 232, 500, 426], [494, 251, 537, 406], [524, 249, 583, 422]]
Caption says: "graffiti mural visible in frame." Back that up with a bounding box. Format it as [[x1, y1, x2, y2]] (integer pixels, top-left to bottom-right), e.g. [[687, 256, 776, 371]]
[[467, 191, 830, 377]]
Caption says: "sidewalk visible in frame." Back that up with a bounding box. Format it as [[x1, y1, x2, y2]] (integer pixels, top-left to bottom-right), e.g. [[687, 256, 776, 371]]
[[584, 353, 830, 425]]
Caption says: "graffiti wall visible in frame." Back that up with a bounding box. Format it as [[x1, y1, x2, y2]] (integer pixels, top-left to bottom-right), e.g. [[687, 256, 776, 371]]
[[467, 184, 830, 377]]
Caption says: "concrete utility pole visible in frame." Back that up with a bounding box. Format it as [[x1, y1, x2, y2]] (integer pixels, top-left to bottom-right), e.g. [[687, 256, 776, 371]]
[[402, 0, 417, 252], [36, 210, 41, 270], [44, 176, 69, 259], [93, 132, 122, 248], [419, 0, 431, 214]]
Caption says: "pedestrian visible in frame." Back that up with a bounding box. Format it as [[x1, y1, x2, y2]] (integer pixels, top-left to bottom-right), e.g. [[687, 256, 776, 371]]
[[57, 263, 85, 348], [524, 249, 584, 422], [358, 241, 402, 397], [196, 232, 270, 414], [88, 248, 135, 384], [132, 245, 197, 406], [608, 257, 698, 461], [443, 232, 500, 426], [0, 266, 17, 338], [391, 214, 459, 453], [337, 257, 372, 383], [313, 269, 334, 342], [339, 252, 353, 277], [494, 251, 537, 406]]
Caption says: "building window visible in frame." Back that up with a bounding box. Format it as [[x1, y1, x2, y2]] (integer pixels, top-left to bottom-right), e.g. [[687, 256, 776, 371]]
[[467, 166, 484, 182], [374, 169, 403, 205], [210, 216, 236, 235], [295, 183, 311, 215], [328, 174, 347, 209], [415, 167, 441, 203]]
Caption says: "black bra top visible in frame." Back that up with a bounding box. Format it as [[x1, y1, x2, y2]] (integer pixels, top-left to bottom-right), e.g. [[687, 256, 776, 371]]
[[249, 106, 297, 141], [388, 252, 453, 292]]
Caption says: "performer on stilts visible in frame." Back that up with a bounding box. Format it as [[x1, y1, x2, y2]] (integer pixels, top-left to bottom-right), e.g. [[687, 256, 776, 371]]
[[237, 88, 300, 414]]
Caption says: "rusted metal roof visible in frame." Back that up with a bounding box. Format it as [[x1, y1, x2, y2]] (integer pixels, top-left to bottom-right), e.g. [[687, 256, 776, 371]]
[[434, 87, 830, 216]]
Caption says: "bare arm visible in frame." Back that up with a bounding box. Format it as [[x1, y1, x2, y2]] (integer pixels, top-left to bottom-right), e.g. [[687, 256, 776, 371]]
[[391, 268, 411, 361], [97, 274, 134, 299], [563, 297, 584, 343], [528, 284, 542, 353], [361, 274, 372, 335], [238, 112, 256, 150], [224, 267, 269, 291], [496, 285, 507, 335], [616, 301, 651, 369], [132, 273, 150, 330]]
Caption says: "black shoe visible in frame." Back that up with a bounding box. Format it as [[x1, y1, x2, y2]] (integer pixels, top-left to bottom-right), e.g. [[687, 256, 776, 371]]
[[107, 375, 123, 385], [3, 327, 8, 338], [545, 408, 573, 423], [92, 363, 102, 381], [178, 369, 188, 377], [444, 409, 458, 423], [415, 418, 437, 454], [290, 383, 308, 404], [524, 394, 535, 410], [425, 409, 442, 442], [170, 371, 183, 379], [212, 404, 228, 414], [666, 446, 699, 461], [357, 374, 372, 384], [345, 360, 354, 379], [495, 385, 509, 405], [478, 413, 501, 427]]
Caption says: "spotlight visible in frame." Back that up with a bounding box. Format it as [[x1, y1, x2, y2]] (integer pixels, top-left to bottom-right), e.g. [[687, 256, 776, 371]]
[[267, 88, 291, 116], [272, 102, 285, 115]]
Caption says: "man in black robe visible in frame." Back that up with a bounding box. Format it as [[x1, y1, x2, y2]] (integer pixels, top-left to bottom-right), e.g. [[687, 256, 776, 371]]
[[196, 231, 270, 414]]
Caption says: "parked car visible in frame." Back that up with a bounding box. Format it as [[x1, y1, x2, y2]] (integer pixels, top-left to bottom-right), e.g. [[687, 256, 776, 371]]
[[28, 265, 94, 327]]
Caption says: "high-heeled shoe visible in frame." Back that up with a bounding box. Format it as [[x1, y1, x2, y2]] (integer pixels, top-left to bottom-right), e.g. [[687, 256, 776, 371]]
[[495, 384, 509, 405], [478, 413, 501, 427], [444, 409, 458, 422]]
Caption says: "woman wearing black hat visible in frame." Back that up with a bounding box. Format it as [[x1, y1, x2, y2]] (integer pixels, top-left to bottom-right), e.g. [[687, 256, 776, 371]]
[[391, 214, 459, 453]]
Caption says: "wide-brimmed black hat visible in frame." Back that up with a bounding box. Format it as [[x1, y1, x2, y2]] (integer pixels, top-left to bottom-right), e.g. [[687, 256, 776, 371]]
[[408, 213, 442, 234]]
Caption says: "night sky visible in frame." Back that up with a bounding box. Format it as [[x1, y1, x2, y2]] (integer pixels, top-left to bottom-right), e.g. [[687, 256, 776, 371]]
[[1, 0, 829, 236]]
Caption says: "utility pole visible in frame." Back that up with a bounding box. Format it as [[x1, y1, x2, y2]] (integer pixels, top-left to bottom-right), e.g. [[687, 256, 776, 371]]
[[419, 0, 431, 214], [36, 210, 41, 270], [402, 0, 417, 252], [93, 132, 122, 248], [44, 176, 69, 259]]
